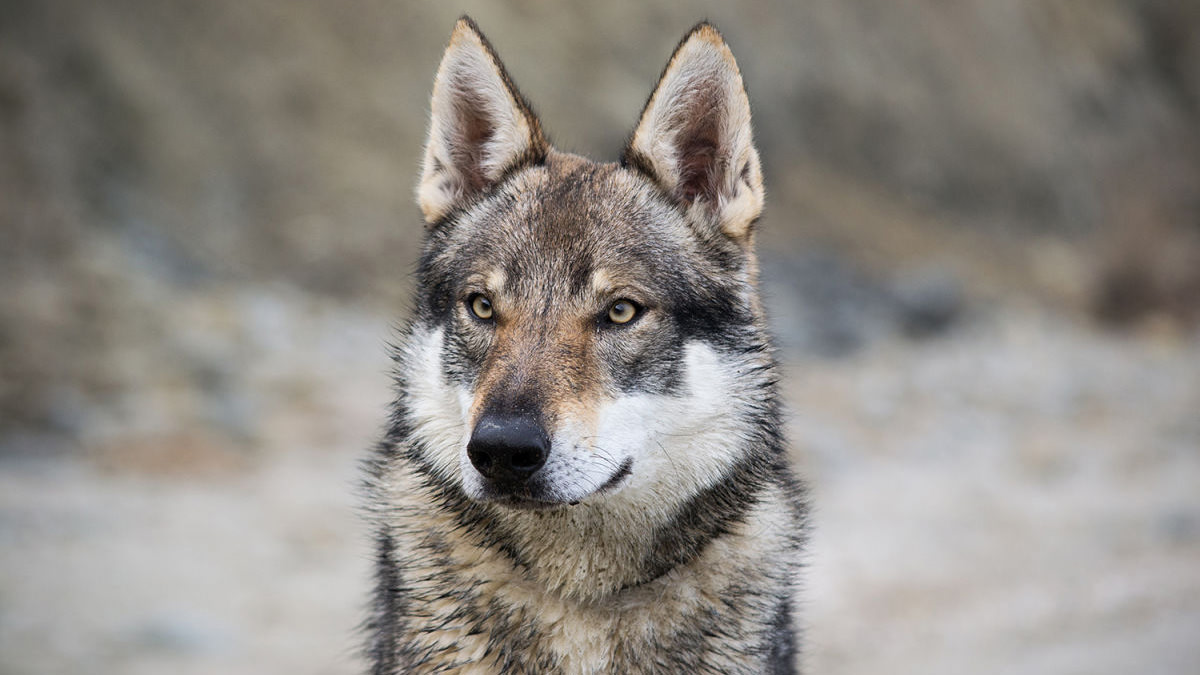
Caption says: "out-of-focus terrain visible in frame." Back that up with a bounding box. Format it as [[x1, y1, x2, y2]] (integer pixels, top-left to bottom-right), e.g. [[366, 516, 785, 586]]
[[1, 1, 1198, 673]]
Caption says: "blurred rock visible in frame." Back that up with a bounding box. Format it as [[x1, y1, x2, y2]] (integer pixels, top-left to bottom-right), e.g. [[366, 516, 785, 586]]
[[891, 267, 965, 339], [130, 613, 238, 656], [1090, 144, 1200, 330], [761, 250, 892, 358], [763, 252, 967, 359], [1158, 510, 1200, 546]]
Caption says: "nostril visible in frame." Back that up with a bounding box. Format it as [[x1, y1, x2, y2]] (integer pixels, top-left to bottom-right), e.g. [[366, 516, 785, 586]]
[[509, 448, 542, 471], [467, 446, 494, 471]]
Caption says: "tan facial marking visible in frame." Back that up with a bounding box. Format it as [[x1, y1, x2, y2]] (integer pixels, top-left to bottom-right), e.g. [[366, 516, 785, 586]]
[[547, 318, 604, 436], [467, 302, 606, 440], [591, 268, 614, 296], [485, 267, 507, 294]]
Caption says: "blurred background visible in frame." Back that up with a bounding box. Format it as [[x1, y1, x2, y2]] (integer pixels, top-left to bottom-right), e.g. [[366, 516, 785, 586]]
[[1, 1, 1198, 673]]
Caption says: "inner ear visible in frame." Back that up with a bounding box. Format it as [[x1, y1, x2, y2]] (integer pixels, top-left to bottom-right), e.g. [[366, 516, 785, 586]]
[[449, 89, 497, 194], [675, 94, 722, 205]]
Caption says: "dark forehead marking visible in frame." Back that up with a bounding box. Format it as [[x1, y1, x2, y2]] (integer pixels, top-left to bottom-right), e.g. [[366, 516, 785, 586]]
[[415, 156, 665, 323], [474, 158, 673, 300]]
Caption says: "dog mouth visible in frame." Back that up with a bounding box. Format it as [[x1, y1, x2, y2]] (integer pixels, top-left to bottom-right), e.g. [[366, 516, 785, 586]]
[[595, 456, 634, 494], [479, 457, 634, 510], [491, 496, 567, 511]]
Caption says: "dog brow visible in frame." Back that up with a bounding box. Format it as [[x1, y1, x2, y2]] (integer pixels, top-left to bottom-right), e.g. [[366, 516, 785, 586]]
[[465, 268, 507, 293], [486, 268, 507, 292], [590, 268, 613, 295]]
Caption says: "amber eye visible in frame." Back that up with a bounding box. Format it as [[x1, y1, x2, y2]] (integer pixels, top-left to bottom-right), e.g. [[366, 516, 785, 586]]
[[469, 294, 494, 320], [607, 299, 638, 325]]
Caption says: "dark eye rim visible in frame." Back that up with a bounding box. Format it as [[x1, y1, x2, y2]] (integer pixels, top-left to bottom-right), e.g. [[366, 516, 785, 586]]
[[603, 298, 643, 327], [466, 293, 495, 322]]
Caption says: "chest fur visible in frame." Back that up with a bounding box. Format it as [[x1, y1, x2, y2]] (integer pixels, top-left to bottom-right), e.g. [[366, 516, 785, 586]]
[[387, 527, 783, 673], [370, 457, 800, 673]]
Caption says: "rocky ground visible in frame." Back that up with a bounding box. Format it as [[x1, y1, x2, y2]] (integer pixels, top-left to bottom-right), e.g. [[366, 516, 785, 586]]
[[792, 310, 1200, 674]]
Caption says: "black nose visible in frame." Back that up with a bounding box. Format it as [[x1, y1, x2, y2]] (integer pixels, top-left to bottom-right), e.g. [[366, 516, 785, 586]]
[[467, 414, 549, 486]]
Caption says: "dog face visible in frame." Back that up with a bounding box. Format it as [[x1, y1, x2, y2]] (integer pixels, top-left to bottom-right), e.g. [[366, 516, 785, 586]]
[[402, 19, 770, 510]]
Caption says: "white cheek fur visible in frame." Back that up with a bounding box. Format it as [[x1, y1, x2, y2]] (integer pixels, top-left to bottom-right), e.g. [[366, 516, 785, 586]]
[[402, 327, 469, 481], [590, 341, 748, 504]]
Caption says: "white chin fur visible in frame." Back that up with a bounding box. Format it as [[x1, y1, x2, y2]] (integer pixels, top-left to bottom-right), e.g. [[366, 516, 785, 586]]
[[406, 326, 747, 508]]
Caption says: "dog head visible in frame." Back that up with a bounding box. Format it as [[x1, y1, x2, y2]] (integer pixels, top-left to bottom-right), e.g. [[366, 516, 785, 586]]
[[403, 18, 773, 510]]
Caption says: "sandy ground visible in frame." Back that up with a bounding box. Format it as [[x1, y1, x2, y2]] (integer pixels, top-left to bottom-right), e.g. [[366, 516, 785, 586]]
[[1, 298, 1198, 674], [793, 311, 1200, 674]]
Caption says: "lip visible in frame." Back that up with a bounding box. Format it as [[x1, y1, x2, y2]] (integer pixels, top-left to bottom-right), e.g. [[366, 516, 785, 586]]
[[480, 457, 635, 509], [596, 457, 633, 494], [493, 496, 566, 511]]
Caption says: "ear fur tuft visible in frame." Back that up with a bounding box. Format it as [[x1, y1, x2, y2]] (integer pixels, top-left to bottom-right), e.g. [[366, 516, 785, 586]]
[[417, 17, 548, 224]]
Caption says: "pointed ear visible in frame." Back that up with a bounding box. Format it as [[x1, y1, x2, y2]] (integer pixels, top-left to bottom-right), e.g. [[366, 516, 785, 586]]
[[417, 17, 548, 224], [623, 24, 764, 242]]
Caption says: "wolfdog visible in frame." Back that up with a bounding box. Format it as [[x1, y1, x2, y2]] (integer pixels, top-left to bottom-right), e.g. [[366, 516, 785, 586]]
[[363, 16, 806, 674]]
